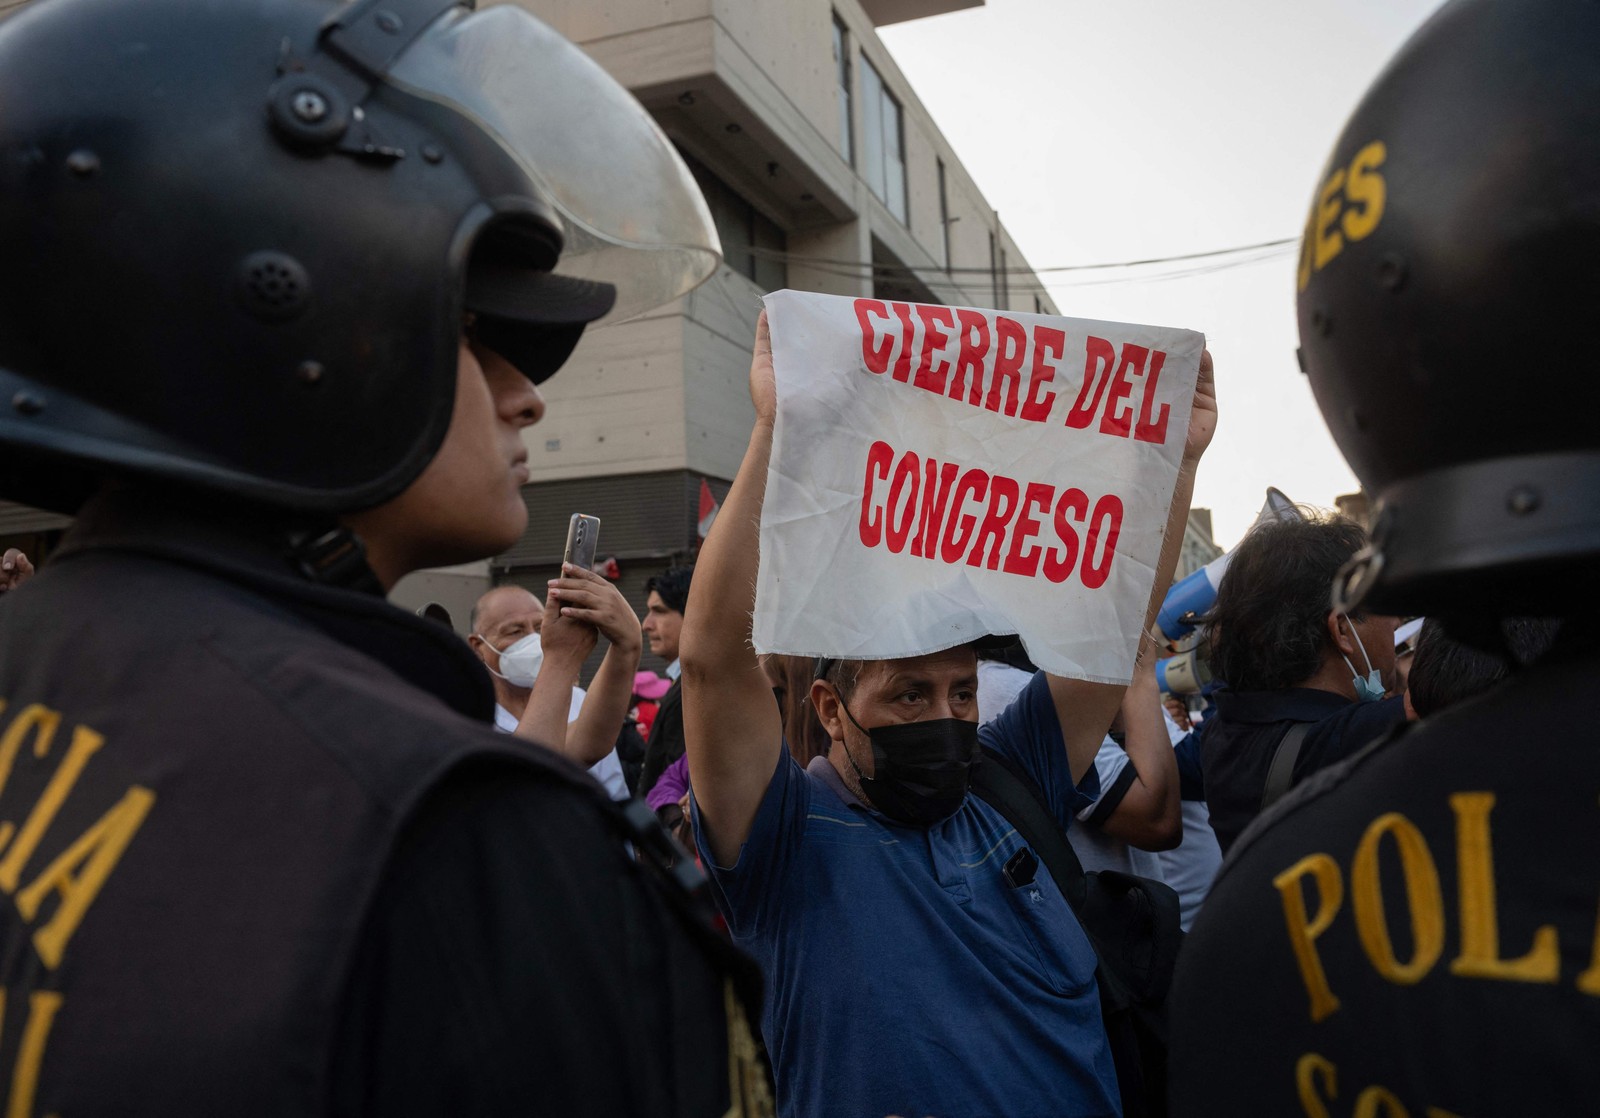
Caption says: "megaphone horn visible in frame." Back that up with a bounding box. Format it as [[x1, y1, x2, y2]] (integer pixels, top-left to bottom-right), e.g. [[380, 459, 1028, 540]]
[[1156, 488, 1305, 641], [1156, 647, 1213, 696]]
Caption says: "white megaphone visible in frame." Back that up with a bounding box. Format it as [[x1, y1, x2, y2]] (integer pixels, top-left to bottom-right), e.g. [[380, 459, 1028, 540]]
[[1155, 646, 1213, 696], [1155, 487, 1303, 642]]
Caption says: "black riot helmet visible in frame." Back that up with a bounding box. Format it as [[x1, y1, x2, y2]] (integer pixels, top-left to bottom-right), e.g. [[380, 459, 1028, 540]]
[[1296, 0, 1600, 617], [0, 0, 719, 515]]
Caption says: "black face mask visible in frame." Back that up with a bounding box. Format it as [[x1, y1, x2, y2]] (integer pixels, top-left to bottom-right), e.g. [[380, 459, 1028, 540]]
[[836, 699, 980, 827]]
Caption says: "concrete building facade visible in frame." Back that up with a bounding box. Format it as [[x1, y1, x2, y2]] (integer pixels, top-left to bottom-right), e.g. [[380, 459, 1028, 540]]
[[0, 0, 1069, 676], [1177, 508, 1224, 581], [392, 0, 1066, 672]]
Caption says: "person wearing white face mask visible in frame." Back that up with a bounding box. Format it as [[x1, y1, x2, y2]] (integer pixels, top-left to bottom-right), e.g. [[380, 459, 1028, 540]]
[[469, 573, 642, 800], [1190, 515, 1409, 856]]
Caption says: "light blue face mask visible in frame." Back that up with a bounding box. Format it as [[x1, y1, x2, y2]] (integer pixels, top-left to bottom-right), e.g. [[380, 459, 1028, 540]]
[[1339, 616, 1386, 702]]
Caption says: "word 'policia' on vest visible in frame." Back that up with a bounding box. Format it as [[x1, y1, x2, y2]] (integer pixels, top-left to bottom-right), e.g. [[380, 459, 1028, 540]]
[[1274, 791, 1600, 1026], [0, 698, 155, 1116]]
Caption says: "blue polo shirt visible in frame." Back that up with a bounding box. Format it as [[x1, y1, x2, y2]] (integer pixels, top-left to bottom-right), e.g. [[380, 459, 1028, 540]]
[[693, 673, 1120, 1118]]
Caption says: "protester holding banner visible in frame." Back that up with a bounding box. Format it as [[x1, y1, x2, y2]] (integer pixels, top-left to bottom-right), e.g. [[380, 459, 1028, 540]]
[[680, 301, 1214, 1118]]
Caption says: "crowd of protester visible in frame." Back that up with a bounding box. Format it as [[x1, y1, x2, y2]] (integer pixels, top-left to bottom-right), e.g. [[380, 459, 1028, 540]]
[[0, 480, 1563, 1114], [406, 478, 1550, 1118]]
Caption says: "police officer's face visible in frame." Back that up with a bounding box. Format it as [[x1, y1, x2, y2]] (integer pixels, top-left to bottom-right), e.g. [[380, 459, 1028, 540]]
[[344, 337, 544, 587]]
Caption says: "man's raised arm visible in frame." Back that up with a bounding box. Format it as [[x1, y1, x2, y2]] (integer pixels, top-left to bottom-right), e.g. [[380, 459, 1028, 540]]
[[1049, 348, 1218, 782], [681, 313, 784, 868], [550, 565, 644, 766]]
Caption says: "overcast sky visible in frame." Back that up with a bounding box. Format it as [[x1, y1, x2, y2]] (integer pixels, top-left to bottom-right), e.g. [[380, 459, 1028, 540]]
[[880, 0, 1441, 547]]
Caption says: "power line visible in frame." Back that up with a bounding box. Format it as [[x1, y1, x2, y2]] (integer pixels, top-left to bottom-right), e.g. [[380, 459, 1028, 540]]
[[768, 241, 1292, 295], [744, 235, 1296, 277]]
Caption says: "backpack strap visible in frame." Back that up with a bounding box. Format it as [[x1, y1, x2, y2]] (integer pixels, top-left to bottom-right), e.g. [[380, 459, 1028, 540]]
[[970, 746, 1089, 911], [1261, 721, 1314, 812]]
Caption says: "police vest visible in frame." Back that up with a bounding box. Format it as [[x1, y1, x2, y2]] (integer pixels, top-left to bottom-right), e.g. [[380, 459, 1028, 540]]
[[1169, 650, 1600, 1117], [0, 503, 771, 1117]]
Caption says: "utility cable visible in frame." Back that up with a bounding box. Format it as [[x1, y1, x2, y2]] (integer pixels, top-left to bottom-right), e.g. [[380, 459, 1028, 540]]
[[742, 236, 1296, 278]]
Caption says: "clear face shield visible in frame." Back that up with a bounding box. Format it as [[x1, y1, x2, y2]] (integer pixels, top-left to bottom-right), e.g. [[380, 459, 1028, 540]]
[[385, 5, 721, 325]]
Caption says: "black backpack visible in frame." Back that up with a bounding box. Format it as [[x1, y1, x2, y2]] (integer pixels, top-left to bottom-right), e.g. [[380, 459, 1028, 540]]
[[971, 747, 1182, 1118]]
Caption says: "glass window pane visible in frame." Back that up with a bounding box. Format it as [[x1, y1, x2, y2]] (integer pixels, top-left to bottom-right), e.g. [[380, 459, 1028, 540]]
[[752, 211, 788, 292], [860, 59, 886, 203], [832, 15, 852, 164], [883, 92, 905, 223], [938, 159, 950, 268], [681, 151, 752, 279]]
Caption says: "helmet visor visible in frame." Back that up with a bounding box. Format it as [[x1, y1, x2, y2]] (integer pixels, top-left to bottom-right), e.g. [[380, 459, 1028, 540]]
[[386, 5, 721, 324]]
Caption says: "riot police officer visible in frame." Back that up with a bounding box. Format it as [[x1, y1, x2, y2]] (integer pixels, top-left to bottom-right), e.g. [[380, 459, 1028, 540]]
[[1169, 1, 1600, 1112], [0, 0, 771, 1113]]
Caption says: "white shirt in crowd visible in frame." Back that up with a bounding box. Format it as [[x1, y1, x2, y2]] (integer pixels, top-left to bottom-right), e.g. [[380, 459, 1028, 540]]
[[976, 661, 1223, 931], [976, 659, 1030, 724], [494, 690, 630, 801]]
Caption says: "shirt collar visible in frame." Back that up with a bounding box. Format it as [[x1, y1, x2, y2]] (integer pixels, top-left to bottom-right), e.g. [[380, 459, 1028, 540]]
[[665, 658, 681, 681], [56, 485, 497, 724], [1213, 686, 1357, 723], [806, 753, 864, 809]]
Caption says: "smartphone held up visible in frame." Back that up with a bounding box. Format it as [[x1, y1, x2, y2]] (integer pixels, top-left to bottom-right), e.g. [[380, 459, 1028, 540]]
[[563, 513, 601, 571]]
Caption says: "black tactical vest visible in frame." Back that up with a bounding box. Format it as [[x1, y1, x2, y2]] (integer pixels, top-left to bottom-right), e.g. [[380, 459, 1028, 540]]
[[0, 493, 771, 1117], [1170, 647, 1600, 1115]]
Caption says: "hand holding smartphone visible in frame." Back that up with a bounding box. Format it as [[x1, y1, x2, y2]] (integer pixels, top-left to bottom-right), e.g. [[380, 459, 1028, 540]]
[[563, 513, 601, 571]]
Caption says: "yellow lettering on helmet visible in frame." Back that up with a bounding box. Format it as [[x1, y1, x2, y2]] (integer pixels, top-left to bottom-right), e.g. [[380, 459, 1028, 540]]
[[1298, 139, 1389, 291], [1314, 169, 1347, 272], [1341, 141, 1387, 241]]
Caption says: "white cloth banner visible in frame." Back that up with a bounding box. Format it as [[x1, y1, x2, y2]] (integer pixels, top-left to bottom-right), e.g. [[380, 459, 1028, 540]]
[[752, 289, 1203, 684]]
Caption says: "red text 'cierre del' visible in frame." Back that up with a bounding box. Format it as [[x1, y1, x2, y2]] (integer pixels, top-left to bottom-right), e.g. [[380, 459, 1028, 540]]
[[853, 298, 1173, 442]]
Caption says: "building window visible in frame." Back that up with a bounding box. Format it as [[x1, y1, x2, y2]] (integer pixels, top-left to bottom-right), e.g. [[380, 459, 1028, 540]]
[[832, 13, 852, 165], [681, 151, 788, 291], [988, 232, 999, 306], [937, 158, 951, 270], [860, 57, 907, 224]]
